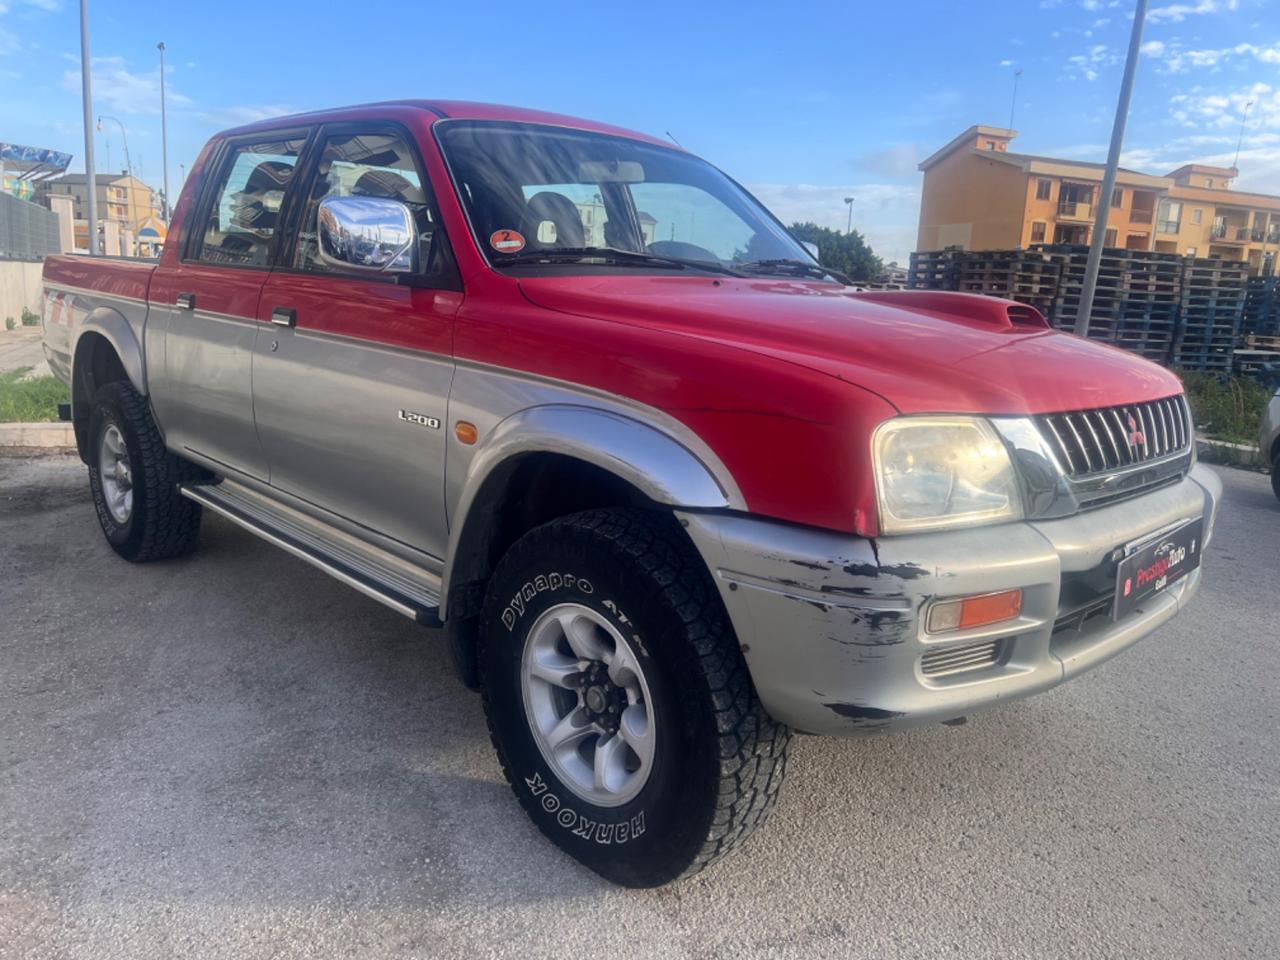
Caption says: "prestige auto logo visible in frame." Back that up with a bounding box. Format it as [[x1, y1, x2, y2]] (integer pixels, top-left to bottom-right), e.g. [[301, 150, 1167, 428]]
[[1122, 537, 1195, 598]]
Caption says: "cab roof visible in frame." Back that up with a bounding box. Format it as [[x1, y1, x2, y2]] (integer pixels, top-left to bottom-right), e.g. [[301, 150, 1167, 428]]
[[219, 100, 674, 149]]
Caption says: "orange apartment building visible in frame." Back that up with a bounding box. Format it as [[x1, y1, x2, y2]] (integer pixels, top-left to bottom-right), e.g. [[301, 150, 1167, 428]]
[[917, 125, 1280, 274]]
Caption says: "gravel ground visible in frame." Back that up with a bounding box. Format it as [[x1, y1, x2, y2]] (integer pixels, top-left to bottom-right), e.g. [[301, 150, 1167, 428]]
[[1, 453, 1276, 960]]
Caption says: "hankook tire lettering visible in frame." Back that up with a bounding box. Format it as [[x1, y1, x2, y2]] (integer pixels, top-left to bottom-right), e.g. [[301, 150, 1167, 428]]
[[523, 772, 646, 845]]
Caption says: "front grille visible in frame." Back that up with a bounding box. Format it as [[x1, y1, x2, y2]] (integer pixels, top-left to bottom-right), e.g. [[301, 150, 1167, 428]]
[[921, 639, 1002, 678], [1035, 395, 1191, 478]]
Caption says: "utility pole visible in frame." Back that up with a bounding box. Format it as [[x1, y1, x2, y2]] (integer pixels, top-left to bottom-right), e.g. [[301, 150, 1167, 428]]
[[1075, 0, 1147, 337], [1009, 68, 1023, 132], [844, 196, 855, 235], [79, 0, 99, 255], [158, 41, 170, 222]]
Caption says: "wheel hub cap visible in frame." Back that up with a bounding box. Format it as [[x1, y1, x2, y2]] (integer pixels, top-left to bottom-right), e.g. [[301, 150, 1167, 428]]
[[521, 603, 656, 807], [98, 424, 133, 524]]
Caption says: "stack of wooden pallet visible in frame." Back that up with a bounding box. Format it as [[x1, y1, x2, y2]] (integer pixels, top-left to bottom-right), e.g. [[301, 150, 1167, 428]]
[[954, 249, 1060, 317], [1243, 277, 1280, 338], [906, 247, 965, 291], [1172, 258, 1248, 374], [1030, 244, 1182, 364]]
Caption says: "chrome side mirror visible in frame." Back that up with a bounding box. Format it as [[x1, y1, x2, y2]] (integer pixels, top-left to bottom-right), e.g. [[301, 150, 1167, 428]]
[[801, 240, 820, 261], [317, 195, 415, 273]]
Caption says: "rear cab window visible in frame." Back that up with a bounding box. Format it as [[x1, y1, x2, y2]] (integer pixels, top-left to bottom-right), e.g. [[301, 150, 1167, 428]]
[[194, 136, 307, 266]]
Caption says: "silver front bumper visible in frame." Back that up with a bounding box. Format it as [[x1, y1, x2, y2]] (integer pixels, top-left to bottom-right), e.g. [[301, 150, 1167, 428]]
[[678, 464, 1222, 737]]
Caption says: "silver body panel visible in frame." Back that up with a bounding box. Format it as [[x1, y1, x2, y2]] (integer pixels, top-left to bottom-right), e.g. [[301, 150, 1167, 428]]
[[146, 273, 270, 480], [679, 465, 1222, 737], [42, 283, 149, 396], [251, 323, 454, 560], [1260, 390, 1280, 464]]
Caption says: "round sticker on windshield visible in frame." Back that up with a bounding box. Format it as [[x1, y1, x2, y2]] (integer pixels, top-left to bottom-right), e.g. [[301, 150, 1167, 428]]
[[490, 229, 526, 254]]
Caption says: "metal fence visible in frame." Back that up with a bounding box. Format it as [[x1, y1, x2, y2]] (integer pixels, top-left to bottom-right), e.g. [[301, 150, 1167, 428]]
[[0, 192, 60, 262]]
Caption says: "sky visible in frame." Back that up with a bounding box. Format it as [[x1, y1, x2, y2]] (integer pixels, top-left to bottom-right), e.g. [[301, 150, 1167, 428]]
[[2, 0, 1279, 265]]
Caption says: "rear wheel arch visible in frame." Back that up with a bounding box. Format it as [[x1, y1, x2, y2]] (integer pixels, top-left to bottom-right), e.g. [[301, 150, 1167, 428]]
[[71, 328, 136, 461]]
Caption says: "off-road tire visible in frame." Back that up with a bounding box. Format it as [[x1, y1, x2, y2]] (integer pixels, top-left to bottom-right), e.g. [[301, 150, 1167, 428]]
[[87, 380, 204, 561], [478, 507, 791, 887]]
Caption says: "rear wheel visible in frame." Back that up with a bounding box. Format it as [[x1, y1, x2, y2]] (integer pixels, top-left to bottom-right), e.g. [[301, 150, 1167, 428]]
[[478, 508, 791, 887], [87, 380, 204, 561]]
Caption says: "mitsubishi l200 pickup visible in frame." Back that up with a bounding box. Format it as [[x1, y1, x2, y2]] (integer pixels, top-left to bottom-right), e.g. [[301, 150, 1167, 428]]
[[41, 100, 1222, 887]]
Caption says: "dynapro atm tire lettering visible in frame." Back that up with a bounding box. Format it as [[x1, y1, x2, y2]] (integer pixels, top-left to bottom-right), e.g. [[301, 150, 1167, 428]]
[[501, 574, 594, 630], [524, 771, 646, 844]]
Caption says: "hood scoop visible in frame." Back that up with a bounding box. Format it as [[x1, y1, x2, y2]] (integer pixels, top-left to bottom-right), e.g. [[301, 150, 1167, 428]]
[[849, 290, 1049, 331]]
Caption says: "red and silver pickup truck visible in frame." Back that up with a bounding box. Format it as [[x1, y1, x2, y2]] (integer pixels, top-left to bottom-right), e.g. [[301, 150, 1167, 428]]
[[41, 100, 1221, 887]]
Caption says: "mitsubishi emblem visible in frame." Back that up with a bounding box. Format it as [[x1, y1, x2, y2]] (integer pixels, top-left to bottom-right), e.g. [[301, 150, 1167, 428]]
[[1127, 413, 1146, 449]]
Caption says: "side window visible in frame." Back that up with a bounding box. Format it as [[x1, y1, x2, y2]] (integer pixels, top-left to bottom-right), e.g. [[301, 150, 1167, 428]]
[[294, 131, 444, 280], [196, 137, 305, 266]]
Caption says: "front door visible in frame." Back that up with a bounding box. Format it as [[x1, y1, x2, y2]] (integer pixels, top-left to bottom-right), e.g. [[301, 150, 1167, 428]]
[[252, 126, 461, 559], [148, 133, 308, 480]]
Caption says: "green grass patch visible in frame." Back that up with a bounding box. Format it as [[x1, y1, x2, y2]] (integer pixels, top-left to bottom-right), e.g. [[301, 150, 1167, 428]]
[[0, 367, 70, 423], [1180, 372, 1271, 445]]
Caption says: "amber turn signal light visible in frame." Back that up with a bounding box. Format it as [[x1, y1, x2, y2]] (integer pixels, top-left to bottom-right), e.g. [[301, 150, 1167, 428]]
[[455, 421, 478, 445], [926, 589, 1023, 634]]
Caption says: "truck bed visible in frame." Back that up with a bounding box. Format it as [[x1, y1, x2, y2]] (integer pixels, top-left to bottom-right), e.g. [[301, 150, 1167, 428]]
[[41, 255, 157, 388]]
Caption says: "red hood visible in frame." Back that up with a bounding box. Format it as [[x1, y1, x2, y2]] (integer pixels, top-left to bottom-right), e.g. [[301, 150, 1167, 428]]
[[517, 275, 1182, 415]]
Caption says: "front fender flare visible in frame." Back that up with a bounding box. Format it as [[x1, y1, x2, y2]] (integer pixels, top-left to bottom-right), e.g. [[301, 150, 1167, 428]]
[[440, 404, 744, 614]]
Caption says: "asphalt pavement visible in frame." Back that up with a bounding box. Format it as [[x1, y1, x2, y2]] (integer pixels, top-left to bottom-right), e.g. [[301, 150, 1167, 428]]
[[1, 453, 1276, 959]]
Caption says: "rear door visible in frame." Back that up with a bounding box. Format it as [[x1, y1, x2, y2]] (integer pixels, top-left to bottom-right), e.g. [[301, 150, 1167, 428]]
[[252, 123, 462, 559], [149, 132, 309, 479]]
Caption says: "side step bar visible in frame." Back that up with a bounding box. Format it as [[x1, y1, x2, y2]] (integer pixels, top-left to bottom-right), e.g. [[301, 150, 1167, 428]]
[[179, 481, 443, 627]]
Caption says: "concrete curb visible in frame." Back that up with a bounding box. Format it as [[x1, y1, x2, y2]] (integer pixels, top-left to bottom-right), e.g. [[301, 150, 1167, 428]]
[[1196, 435, 1264, 468], [0, 422, 75, 449]]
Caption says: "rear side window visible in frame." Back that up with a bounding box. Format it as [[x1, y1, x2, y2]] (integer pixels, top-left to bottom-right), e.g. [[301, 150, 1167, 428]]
[[195, 137, 306, 266]]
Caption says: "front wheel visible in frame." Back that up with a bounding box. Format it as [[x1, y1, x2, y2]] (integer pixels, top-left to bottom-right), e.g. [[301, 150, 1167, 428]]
[[478, 508, 791, 887]]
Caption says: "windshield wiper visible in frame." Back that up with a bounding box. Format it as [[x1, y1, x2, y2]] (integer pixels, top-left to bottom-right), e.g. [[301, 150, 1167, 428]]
[[500, 247, 744, 277], [736, 259, 850, 284]]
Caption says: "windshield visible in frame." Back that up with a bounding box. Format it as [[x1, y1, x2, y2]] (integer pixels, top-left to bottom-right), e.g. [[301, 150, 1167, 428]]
[[436, 120, 824, 278]]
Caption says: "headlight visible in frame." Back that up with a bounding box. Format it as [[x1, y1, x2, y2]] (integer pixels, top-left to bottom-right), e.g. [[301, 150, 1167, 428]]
[[873, 416, 1023, 534]]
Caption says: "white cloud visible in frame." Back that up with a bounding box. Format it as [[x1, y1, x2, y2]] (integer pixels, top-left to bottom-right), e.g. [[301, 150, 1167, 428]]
[[746, 183, 921, 265], [1066, 43, 1117, 81], [1150, 40, 1280, 72], [1147, 0, 1238, 23], [1170, 82, 1279, 130], [1000, 58, 1016, 67], [61, 55, 192, 115], [197, 104, 295, 125]]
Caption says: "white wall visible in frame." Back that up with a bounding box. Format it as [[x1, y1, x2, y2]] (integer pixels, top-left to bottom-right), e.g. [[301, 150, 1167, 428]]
[[0, 261, 46, 323]]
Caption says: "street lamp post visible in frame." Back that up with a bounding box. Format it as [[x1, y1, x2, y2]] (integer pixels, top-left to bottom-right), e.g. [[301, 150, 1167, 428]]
[[78, 0, 99, 255], [158, 41, 170, 222], [844, 196, 855, 235]]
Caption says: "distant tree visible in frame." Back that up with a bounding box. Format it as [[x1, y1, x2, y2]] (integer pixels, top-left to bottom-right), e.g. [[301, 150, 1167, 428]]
[[787, 221, 881, 282]]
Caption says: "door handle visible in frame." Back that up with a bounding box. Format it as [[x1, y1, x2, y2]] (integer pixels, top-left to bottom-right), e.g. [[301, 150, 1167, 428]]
[[176, 292, 195, 310], [270, 307, 296, 328]]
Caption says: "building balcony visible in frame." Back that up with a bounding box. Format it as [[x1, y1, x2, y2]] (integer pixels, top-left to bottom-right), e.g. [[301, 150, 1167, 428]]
[[1057, 200, 1093, 221], [1210, 224, 1249, 244], [1157, 220, 1181, 235], [1130, 208, 1154, 225]]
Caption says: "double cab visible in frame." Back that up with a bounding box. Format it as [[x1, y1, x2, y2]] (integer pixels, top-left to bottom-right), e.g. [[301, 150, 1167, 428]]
[[41, 100, 1221, 887]]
